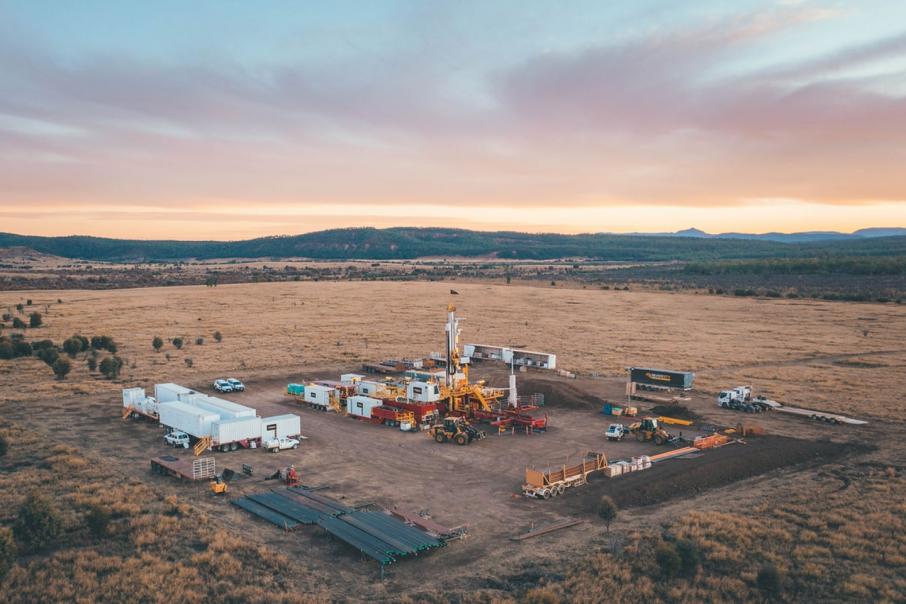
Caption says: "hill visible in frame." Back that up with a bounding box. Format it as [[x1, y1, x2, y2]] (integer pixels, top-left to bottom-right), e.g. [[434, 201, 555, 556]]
[[1, 228, 905, 262]]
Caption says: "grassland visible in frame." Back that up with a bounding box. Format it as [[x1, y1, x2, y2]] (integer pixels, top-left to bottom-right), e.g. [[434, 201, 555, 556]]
[[0, 281, 904, 602]]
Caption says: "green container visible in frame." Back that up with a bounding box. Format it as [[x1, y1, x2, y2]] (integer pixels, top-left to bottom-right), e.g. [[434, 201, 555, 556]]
[[287, 383, 305, 396]]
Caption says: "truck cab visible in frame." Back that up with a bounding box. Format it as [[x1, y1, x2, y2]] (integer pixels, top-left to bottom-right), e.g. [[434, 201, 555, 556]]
[[226, 378, 245, 391]]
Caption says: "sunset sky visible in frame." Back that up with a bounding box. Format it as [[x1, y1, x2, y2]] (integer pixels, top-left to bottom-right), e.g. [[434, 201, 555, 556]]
[[1, 1, 905, 240]]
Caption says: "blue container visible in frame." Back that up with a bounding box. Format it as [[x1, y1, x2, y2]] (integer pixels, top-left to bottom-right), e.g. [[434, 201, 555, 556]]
[[602, 403, 613, 415]]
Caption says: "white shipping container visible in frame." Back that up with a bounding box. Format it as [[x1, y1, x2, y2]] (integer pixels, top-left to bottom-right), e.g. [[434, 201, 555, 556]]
[[182, 394, 255, 419], [211, 416, 262, 446], [155, 383, 194, 403], [159, 401, 220, 438], [304, 384, 333, 407], [346, 395, 383, 419], [340, 373, 365, 385], [355, 380, 389, 398], [261, 414, 301, 440], [407, 381, 441, 403], [123, 388, 160, 418]]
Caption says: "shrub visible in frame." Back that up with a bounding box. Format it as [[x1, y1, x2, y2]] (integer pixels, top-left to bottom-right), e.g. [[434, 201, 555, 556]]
[[597, 496, 618, 531], [15, 303, 23, 312], [85, 505, 111, 538], [13, 492, 62, 553], [172, 337, 184, 350], [184, 357, 193, 368], [90, 335, 116, 352], [29, 312, 42, 328], [0, 434, 7, 457], [213, 331, 222, 343], [195, 337, 204, 346], [52, 358, 72, 380], [0, 341, 13, 360], [756, 563, 782, 598], [31, 339, 55, 351], [86, 356, 97, 372], [36, 347, 59, 367], [12, 317, 26, 329], [0, 528, 15, 580], [2, 313, 10, 321], [656, 542, 682, 578], [152, 336, 163, 352], [62, 337, 83, 357], [25, 299, 32, 306], [675, 539, 701, 578], [12, 339, 33, 357], [99, 356, 124, 379], [73, 334, 89, 350]]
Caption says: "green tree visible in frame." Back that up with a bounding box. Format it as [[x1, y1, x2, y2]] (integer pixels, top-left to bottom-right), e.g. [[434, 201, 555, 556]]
[[597, 496, 618, 532], [29, 312, 42, 328], [0, 434, 8, 457], [12, 317, 25, 329], [756, 563, 782, 599], [172, 337, 183, 350], [195, 336, 204, 345], [99, 356, 124, 379], [85, 505, 111, 538], [656, 542, 681, 579], [36, 347, 59, 367], [86, 356, 97, 372], [152, 336, 163, 352], [52, 358, 71, 380], [0, 341, 13, 360], [0, 528, 15, 581], [13, 493, 62, 553], [62, 337, 83, 357], [213, 330, 222, 343], [675, 539, 701, 578]]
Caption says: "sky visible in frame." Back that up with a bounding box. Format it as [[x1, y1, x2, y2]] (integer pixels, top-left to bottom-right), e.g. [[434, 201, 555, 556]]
[[1, 0, 905, 240]]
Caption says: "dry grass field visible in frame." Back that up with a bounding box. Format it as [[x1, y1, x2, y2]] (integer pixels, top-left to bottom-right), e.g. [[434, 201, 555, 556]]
[[1, 281, 904, 602]]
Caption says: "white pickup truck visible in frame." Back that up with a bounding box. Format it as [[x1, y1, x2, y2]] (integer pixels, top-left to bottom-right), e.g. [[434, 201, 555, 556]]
[[264, 437, 300, 453], [164, 430, 190, 448], [606, 424, 628, 441]]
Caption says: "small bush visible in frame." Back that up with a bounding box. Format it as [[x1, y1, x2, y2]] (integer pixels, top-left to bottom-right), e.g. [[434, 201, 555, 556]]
[[29, 312, 42, 328], [15, 303, 23, 312], [213, 331, 222, 343], [0, 528, 15, 580], [62, 337, 83, 358], [31, 339, 55, 351], [12, 317, 26, 329], [0, 341, 13, 360], [52, 358, 71, 380], [597, 496, 618, 531], [656, 542, 682, 578], [90, 335, 116, 352], [152, 336, 163, 352], [85, 505, 111, 538], [13, 492, 62, 553], [86, 357, 97, 372], [757, 563, 782, 598], [195, 336, 204, 345], [184, 357, 193, 368], [0, 434, 8, 457], [36, 347, 59, 367], [13, 339, 32, 357], [99, 356, 124, 379], [172, 337, 184, 349]]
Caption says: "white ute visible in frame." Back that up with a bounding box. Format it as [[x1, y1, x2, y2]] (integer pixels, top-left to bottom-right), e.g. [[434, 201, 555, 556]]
[[606, 424, 628, 441], [264, 437, 300, 453], [164, 430, 190, 448], [213, 379, 233, 393], [226, 378, 245, 391]]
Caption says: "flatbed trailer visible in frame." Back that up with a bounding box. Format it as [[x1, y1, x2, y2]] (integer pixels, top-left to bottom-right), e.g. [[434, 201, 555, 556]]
[[150, 455, 216, 481], [776, 406, 867, 425], [522, 452, 607, 498], [370, 406, 417, 429]]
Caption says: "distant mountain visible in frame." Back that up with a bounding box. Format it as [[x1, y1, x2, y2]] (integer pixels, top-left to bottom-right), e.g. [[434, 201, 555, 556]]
[[0, 227, 904, 262], [663, 227, 906, 243]]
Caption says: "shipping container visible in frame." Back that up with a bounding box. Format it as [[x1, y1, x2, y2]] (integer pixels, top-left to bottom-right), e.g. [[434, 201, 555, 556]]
[[211, 416, 262, 448], [340, 373, 365, 385], [260, 414, 301, 440], [346, 395, 383, 419], [304, 384, 334, 408], [159, 401, 220, 438], [287, 383, 305, 396], [155, 383, 195, 403], [406, 381, 441, 403], [355, 380, 389, 398], [628, 368, 695, 390], [181, 394, 255, 419]]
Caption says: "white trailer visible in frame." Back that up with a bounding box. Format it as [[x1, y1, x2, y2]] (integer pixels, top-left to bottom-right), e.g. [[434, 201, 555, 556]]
[[159, 401, 220, 439], [210, 416, 262, 451], [340, 373, 365, 385], [355, 380, 389, 398], [122, 387, 160, 420], [182, 394, 256, 419], [346, 395, 383, 419], [155, 383, 195, 403], [303, 384, 335, 409], [261, 414, 301, 440], [407, 381, 441, 403]]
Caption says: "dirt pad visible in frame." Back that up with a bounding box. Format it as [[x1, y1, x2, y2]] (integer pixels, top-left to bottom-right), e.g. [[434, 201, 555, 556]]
[[519, 378, 603, 409], [564, 436, 867, 513]]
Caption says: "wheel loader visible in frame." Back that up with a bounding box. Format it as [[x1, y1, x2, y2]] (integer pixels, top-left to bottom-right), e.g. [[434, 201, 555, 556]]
[[629, 417, 671, 445], [429, 416, 486, 446]]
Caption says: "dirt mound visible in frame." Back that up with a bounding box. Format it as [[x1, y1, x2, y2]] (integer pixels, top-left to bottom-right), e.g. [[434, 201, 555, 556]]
[[519, 378, 603, 409], [650, 404, 699, 420], [563, 436, 868, 513]]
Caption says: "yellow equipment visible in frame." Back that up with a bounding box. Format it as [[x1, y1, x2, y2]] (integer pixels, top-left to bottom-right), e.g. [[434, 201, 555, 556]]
[[440, 304, 506, 415], [429, 416, 486, 446], [210, 474, 228, 495], [629, 417, 671, 445]]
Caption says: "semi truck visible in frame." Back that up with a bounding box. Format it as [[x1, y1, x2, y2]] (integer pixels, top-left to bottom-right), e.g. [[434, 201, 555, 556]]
[[717, 386, 775, 413]]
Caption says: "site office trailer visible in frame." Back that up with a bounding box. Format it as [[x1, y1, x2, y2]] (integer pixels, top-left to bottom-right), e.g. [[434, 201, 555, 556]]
[[155, 383, 195, 403], [355, 380, 390, 398], [261, 414, 301, 440], [159, 401, 220, 438], [210, 416, 262, 448], [303, 384, 334, 408], [346, 395, 384, 419]]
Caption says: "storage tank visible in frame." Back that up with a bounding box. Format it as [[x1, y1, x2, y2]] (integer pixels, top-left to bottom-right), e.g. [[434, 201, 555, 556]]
[[159, 401, 219, 438], [261, 414, 301, 440], [155, 383, 195, 403], [346, 395, 383, 419]]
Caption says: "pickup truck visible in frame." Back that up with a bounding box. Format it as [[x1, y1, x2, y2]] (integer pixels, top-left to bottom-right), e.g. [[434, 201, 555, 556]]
[[213, 379, 233, 393], [264, 437, 300, 453], [226, 378, 245, 392], [165, 431, 190, 448], [606, 424, 628, 441]]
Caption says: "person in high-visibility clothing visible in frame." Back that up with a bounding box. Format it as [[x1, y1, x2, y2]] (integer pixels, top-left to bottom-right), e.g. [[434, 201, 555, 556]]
[[286, 465, 299, 487]]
